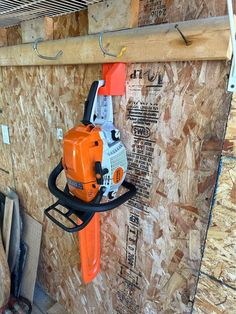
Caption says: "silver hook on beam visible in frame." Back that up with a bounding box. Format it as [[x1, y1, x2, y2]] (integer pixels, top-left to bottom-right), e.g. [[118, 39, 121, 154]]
[[33, 37, 63, 61], [175, 24, 191, 46], [99, 32, 127, 58]]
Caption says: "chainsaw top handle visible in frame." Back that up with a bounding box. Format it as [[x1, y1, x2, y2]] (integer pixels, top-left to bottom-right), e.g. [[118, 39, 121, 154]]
[[81, 81, 101, 125], [47, 159, 137, 213]]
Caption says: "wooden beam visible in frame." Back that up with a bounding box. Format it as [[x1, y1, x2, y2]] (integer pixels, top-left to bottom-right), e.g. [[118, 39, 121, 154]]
[[0, 16, 232, 66]]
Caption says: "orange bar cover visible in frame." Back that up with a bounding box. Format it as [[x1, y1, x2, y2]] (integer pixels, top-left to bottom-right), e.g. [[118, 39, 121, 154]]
[[78, 213, 100, 283]]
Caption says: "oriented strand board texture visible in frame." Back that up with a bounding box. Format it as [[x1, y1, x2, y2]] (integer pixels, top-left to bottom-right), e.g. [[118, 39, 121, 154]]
[[52, 11, 88, 39], [193, 157, 236, 313], [0, 64, 100, 222], [0, 1, 232, 314], [0, 69, 15, 192], [138, 0, 236, 26], [88, 0, 139, 33], [6, 26, 22, 46], [21, 18, 54, 43], [194, 274, 236, 314], [0, 29, 7, 47], [38, 60, 230, 314]]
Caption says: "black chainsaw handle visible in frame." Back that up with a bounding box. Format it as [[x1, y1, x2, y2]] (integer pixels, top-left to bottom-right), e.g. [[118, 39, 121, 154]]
[[47, 159, 137, 213], [44, 201, 94, 233], [81, 81, 99, 126], [44, 185, 104, 233]]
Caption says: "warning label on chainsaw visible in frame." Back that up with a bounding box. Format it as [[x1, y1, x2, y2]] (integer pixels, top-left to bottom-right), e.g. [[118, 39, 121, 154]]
[[67, 178, 83, 190], [115, 65, 163, 313]]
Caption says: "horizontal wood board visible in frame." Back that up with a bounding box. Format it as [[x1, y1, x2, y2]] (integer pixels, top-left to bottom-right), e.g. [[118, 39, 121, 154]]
[[0, 16, 233, 66]]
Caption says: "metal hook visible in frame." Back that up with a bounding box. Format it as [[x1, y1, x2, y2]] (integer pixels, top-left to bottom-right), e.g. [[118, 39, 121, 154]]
[[33, 37, 63, 61], [175, 24, 191, 46], [99, 32, 127, 58]]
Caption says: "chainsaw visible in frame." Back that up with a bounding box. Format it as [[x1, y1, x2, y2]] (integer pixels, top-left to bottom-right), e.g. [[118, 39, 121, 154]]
[[44, 63, 137, 283]]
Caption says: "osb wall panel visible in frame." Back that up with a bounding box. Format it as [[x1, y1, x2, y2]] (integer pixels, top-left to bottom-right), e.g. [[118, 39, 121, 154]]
[[6, 26, 22, 46], [139, 0, 236, 26], [38, 60, 230, 314], [0, 1, 232, 314], [0, 69, 15, 192], [52, 11, 88, 39], [0, 29, 7, 47], [194, 274, 236, 314], [0, 66, 53, 222], [0, 64, 101, 222], [193, 157, 236, 313], [0, 25, 22, 47]]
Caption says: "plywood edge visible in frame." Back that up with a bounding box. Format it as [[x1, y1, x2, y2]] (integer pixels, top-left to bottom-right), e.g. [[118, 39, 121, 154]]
[[0, 15, 231, 66]]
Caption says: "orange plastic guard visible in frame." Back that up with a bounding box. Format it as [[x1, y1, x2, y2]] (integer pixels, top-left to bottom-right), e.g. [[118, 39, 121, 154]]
[[98, 63, 126, 96], [78, 213, 100, 283]]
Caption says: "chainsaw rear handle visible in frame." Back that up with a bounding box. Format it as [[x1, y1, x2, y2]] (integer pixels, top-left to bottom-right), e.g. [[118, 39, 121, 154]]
[[47, 159, 137, 213]]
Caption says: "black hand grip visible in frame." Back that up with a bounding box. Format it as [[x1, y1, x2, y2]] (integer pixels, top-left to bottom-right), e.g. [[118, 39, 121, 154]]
[[44, 184, 105, 232], [44, 201, 95, 233], [47, 160, 137, 213], [81, 81, 99, 125]]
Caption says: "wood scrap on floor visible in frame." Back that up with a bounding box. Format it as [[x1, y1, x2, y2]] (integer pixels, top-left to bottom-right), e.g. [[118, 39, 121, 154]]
[[2, 188, 28, 299], [0, 233, 10, 309], [0, 192, 10, 309], [2, 196, 13, 258], [20, 213, 42, 302], [7, 188, 22, 274]]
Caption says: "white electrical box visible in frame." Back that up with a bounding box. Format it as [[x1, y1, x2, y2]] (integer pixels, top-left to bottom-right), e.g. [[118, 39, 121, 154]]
[[1, 125, 10, 144], [57, 128, 63, 141]]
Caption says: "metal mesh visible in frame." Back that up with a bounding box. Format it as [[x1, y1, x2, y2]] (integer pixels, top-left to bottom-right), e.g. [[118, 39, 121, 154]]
[[0, 0, 101, 27]]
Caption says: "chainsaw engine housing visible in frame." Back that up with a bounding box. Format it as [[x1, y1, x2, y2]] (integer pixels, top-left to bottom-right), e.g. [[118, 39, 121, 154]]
[[63, 123, 128, 203]]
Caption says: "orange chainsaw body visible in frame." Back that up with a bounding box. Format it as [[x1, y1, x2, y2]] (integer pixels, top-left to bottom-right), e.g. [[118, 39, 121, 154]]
[[63, 124, 103, 202]]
